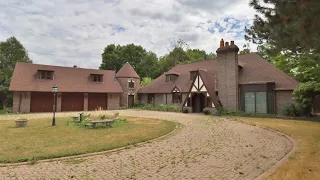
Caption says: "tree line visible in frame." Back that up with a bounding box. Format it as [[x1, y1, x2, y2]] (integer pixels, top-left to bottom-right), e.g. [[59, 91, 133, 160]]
[[99, 38, 217, 81]]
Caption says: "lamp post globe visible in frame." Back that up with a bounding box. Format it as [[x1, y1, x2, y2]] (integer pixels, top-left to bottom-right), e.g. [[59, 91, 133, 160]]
[[52, 85, 58, 126]]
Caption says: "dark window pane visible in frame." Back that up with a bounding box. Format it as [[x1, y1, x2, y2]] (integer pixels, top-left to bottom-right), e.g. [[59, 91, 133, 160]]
[[245, 92, 255, 113], [256, 92, 267, 113]]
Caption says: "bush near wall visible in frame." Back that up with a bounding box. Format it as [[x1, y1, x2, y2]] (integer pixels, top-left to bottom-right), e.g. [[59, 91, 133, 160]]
[[134, 101, 181, 112]]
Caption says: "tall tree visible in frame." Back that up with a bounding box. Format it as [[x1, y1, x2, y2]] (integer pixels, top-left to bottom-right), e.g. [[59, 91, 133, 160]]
[[0, 36, 32, 108], [245, 0, 320, 55], [239, 43, 251, 55], [100, 44, 159, 79]]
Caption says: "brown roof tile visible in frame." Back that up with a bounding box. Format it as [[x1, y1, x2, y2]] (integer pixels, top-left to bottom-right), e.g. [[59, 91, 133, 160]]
[[116, 62, 140, 79], [9, 63, 123, 93], [138, 53, 299, 93]]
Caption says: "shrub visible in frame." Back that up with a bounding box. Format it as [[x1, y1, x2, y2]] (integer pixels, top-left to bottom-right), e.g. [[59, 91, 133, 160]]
[[0, 108, 10, 115], [282, 104, 300, 117], [134, 103, 181, 112], [134, 100, 144, 107], [293, 82, 320, 115], [203, 108, 211, 115]]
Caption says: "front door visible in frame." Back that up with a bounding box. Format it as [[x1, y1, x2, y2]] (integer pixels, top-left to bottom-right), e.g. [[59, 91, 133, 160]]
[[128, 95, 134, 108]]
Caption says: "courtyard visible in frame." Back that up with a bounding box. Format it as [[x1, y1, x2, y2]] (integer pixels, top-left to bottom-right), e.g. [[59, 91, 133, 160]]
[[0, 110, 303, 179]]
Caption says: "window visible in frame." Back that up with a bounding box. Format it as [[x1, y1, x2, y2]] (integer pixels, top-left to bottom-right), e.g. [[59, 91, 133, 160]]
[[37, 70, 53, 80], [166, 75, 173, 82], [244, 92, 267, 113], [148, 94, 155, 104], [90, 74, 103, 82], [190, 71, 197, 81], [128, 79, 134, 88], [172, 93, 182, 103]]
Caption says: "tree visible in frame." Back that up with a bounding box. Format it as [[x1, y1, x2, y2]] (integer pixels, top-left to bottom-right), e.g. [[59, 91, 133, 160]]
[[293, 82, 320, 115], [257, 44, 320, 83], [136, 52, 160, 79], [140, 77, 153, 87], [186, 49, 207, 63], [239, 43, 251, 55], [0, 36, 32, 108], [245, 0, 320, 55], [100, 44, 159, 79]]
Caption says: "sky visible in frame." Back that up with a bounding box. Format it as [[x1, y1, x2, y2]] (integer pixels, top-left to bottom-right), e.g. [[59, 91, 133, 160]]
[[0, 0, 258, 69]]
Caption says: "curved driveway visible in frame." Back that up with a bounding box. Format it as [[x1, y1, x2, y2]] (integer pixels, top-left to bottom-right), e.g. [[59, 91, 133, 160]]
[[0, 110, 292, 180]]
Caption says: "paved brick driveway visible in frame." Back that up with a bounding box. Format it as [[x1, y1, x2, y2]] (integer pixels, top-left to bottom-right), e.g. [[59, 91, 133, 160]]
[[0, 110, 293, 180]]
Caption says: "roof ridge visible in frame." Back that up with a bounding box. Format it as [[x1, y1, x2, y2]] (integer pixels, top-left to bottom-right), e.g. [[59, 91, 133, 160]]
[[17, 62, 115, 72]]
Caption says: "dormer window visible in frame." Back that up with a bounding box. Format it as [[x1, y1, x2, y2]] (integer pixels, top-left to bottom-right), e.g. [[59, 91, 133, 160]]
[[166, 75, 173, 82], [190, 71, 197, 81], [128, 79, 134, 88], [37, 70, 53, 80], [90, 74, 103, 82]]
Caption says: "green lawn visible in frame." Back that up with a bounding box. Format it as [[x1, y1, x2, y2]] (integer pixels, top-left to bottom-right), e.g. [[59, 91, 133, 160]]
[[0, 116, 175, 163]]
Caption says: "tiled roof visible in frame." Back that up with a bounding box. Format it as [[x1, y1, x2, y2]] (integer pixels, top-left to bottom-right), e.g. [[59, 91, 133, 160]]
[[116, 62, 140, 79], [138, 53, 299, 93], [9, 63, 123, 93]]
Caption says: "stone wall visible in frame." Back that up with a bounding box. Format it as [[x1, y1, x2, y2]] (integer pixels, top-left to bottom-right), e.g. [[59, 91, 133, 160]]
[[154, 94, 164, 105], [275, 90, 294, 114], [108, 93, 120, 110], [118, 78, 140, 107], [12, 91, 31, 113]]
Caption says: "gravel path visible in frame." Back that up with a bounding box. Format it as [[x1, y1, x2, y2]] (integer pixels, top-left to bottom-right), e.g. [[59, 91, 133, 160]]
[[0, 110, 292, 180]]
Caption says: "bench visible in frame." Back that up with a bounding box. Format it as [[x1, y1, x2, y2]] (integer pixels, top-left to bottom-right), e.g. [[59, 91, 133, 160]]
[[85, 120, 114, 128]]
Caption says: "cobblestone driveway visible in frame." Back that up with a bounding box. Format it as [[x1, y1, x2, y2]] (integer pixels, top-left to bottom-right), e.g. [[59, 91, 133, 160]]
[[0, 110, 293, 180]]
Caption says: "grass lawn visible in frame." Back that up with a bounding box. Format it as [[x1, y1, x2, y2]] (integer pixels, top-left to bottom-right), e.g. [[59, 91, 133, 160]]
[[0, 116, 176, 163], [236, 117, 320, 180]]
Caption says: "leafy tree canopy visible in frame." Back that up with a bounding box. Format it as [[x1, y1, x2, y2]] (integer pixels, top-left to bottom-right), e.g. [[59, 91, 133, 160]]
[[99, 44, 160, 79], [245, 0, 320, 55], [293, 82, 320, 113], [0, 36, 32, 108], [140, 77, 153, 87]]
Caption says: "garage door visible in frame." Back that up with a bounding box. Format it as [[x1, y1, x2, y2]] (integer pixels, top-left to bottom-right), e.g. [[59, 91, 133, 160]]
[[88, 93, 108, 111], [61, 93, 84, 112], [31, 92, 54, 112]]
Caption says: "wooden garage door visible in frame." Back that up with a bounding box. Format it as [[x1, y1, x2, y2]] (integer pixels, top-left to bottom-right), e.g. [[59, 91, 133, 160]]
[[31, 92, 54, 112], [88, 93, 108, 111], [61, 93, 84, 112]]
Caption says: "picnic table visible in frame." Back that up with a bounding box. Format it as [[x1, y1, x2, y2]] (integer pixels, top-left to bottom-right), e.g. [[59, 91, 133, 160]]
[[85, 119, 114, 128]]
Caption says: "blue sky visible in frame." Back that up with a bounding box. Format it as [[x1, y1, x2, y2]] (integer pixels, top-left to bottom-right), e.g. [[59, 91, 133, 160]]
[[0, 0, 257, 69]]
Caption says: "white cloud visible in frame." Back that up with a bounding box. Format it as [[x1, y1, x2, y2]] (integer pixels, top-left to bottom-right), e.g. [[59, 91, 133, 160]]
[[0, 0, 258, 69]]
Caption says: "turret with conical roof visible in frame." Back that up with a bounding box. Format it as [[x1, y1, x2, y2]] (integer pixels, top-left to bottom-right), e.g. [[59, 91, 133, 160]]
[[116, 62, 140, 108]]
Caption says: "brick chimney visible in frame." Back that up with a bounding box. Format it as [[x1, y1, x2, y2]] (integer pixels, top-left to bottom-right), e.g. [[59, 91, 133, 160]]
[[216, 39, 239, 110]]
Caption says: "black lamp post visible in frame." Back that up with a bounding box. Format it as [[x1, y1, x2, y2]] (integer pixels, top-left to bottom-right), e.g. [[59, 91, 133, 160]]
[[52, 85, 58, 126]]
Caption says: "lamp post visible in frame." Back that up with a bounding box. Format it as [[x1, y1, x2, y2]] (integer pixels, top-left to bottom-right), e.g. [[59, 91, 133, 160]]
[[52, 85, 58, 126]]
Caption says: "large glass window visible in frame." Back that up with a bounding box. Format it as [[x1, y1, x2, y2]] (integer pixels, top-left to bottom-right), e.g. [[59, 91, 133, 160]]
[[256, 92, 267, 113], [244, 92, 267, 113], [245, 92, 255, 113]]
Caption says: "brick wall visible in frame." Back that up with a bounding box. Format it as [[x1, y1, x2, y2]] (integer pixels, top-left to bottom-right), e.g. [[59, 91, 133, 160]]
[[139, 94, 148, 104], [12, 91, 31, 113], [108, 93, 120, 110], [217, 45, 239, 110], [118, 78, 140, 107], [155, 94, 164, 104], [276, 90, 294, 114]]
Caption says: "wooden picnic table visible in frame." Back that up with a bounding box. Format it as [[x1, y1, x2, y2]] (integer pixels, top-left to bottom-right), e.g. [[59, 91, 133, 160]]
[[86, 119, 114, 128]]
